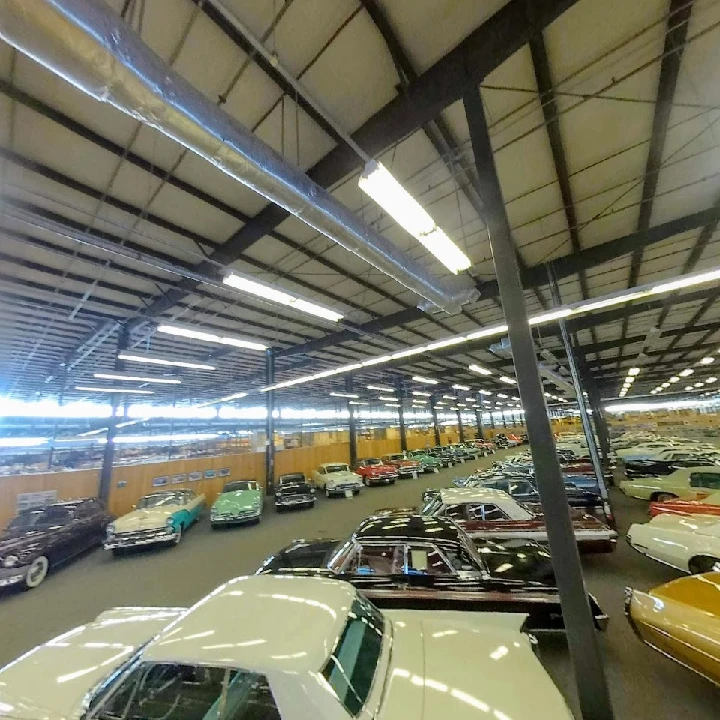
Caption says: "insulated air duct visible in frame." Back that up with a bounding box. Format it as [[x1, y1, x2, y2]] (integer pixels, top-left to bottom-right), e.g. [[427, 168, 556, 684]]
[[0, 0, 477, 314]]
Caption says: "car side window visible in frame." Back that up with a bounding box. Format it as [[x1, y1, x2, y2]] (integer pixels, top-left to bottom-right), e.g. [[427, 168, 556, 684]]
[[443, 545, 477, 572], [342, 544, 402, 575], [405, 545, 454, 575], [468, 504, 509, 521], [443, 503, 467, 520], [690, 472, 720, 490]]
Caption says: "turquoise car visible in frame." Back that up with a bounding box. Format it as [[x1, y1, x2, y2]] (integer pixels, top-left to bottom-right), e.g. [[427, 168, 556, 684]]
[[210, 480, 264, 529], [407, 450, 442, 473]]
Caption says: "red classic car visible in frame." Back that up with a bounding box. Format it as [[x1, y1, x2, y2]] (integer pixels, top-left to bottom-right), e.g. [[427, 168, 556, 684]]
[[420, 487, 617, 553], [649, 490, 720, 518], [381, 452, 422, 478], [353, 458, 398, 486]]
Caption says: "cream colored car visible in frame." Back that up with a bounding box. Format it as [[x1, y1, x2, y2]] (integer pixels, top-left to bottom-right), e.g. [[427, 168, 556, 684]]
[[619, 466, 720, 501], [312, 462, 363, 498], [0, 575, 574, 720]]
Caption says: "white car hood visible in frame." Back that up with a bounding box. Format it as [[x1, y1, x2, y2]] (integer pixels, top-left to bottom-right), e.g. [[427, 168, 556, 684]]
[[114, 507, 178, 532], [0, 607, 185, 720], [380, 610, 572, 719], [324, 471, 360, 483]]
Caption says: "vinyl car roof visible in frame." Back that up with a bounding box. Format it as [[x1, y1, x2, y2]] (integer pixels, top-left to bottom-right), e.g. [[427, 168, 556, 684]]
[[439, 487, 512, 505], [143, 574, 353, 672], [353, 513, 462, 543]]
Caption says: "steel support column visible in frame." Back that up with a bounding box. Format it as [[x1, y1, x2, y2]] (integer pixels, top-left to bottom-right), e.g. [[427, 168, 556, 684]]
[[265, 349, 276, 495], [500, 411, 507, 429], [464, 86, 614, 720], [98, 326, 128, 502], [397, 379, 408, 452], [548, 268, 609, 503], [456, 408, 465, 442], [474, 409, 485, 440], [431, 396, 442, 446], [347, 376, 357, 467]]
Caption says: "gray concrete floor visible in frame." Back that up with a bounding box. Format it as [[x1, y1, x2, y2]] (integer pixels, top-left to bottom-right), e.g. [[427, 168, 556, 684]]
[[1, 450, 718, 718]]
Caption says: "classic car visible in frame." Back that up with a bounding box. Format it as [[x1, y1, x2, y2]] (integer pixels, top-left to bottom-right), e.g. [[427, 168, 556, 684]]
[[650, 490, 720, 518], [627, 514, 720, 573], [406, 449, 442, 472], [617, 440, 695, 461], [210, 480, 263, 528], [381, 452, 422, 477], [353, 457, 398, 485], [105, 489, 205, 553], [446, 443, 482, 461], [0, 574, 575, 720], [449, 474, 611, 521], [626, 572, 720, 686], [0, 498, 111, 590], [619, 465, 720, 501], [275, 472, 316, 511], [258, 513, 608, 632], [420, 487, 617, 552], [625, 455, 720, 479], [312, 462, 363, 497], [426, 445, 458, 467]]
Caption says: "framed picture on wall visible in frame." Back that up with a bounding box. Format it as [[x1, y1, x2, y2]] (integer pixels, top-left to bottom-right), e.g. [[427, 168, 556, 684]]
[[152, 476, 168, 487], [188, 471, 202, 482], [218, 468, 230, 477], [171, 474, 186, 484], [116, 480, 128, 489], [204, 469, 216, 479]]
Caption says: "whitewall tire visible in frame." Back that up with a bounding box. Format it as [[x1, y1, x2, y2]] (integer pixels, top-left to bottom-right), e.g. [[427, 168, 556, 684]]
[[24, 556, 49, 589]]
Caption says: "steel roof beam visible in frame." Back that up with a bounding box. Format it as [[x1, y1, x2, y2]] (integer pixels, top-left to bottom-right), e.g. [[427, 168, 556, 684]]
[[617, 0, 693, 367]]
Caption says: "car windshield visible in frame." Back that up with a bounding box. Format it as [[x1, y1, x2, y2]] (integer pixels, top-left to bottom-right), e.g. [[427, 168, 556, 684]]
[[8, 506, 72, 529], [364, 458, 382, 466], [278, 482, 311, 494], [421, 496, 444, 516], [136, 493, 185, 508], [91, 662, 280, 720], [326, 464, 349, 473], [279, 473, 305, 483], [223, 481, 257, 493], [322, 595, 384, 716]]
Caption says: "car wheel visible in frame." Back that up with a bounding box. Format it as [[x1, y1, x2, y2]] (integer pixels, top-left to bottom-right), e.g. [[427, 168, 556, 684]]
[[654, 492, 678, 502], [689, 555, 720, 574], [111, 548, 125, 557], [211, 522, 220, 529], [24, 556, 49, 590], [353, 489, 360, 496], [390, 479, 396, 485], [363, 477, 368, 486]]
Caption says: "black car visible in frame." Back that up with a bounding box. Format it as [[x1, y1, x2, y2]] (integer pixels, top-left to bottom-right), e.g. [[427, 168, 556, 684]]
[[0, 498, 112, 591], [275, 473, 315, 512], [426, 446, 457, 467], [257, 513, 607, 632], [624, 456, 720, 478]]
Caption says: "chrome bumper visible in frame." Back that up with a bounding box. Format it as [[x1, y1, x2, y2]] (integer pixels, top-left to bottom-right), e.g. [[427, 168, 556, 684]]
[[105, 530, 177, 549]]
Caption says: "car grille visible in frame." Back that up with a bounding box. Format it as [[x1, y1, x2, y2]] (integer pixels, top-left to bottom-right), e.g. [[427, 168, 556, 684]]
[[277, 494, 313, 502], [213, 508, 258, 518], [113, 528, 169, 542], [334, 483, 359, 490]]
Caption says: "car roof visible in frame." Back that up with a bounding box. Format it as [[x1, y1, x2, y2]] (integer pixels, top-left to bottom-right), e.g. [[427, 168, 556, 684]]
[[353, 513, 461, 543], [142, 574, 353, 672], [320, 462, 348, 468], [439, 487, 512, 504]]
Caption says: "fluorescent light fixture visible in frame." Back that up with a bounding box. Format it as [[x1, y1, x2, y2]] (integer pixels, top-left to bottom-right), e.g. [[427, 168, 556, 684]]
[[385, 403, 401, 408], [685, 385, 694, 391], [650, 268, 720, 295], [412, 391, 432, 397], [194, 391, 249, 408], [669, 376, 680, 383], [499, 376, 516, 385], [707, 377, 718, 383], [223, 272, 343, 322], [367, 385, 394, 392], [661, 383, 670, 388], [442, 395, 457, 400], [412, 376, 438, 385], [694, 382, 704, 388], [93, 373, 181, 385], [679, 368, 694, 377], [478, 389, 492, 396], [358, 160, 471, 274], [468, 364, 492, 376], [75, 386, 154, 394], [329, 392, 359, 399], [348, 401, 369, 405], [378, 396, 398, 402], [157, 324, 267, 351], [627, 367, 641, 376], [700, 357, 715, 365], [452, 384, 470, 391], [624, 376, 635, 384], [528, 308, 572, 325], [497, 393, 509, 398], [118, 353, 215, 370]]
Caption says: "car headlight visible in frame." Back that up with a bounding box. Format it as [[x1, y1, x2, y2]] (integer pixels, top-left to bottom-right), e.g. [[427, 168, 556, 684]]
[[165, 518, 175, 531], [1, 555, 19, 568], [106, 524, 115, 536]]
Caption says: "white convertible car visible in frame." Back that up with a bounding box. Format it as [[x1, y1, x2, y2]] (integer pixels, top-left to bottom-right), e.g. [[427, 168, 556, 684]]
[[105, 489, 205, 553], [627, 513, 720, 574], [0, 575, 573, 720], [312, 462, 363, 498]]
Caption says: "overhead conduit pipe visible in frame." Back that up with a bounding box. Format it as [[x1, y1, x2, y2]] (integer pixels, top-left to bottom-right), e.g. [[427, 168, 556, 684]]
[[0, 0, 477, 315]]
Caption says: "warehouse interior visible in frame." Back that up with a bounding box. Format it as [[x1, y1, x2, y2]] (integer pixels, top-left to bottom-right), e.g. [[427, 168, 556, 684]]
[[1, 1, 720, 719]]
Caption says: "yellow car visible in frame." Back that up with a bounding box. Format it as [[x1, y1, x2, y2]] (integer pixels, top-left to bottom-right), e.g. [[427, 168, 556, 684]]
[[619, 465, 720, 501], [626, 572, 720, 686]]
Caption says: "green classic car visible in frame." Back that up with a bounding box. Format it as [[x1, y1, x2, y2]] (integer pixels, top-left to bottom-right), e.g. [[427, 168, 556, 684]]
[[407, 450, 442, 473], [210, 480, 263, 529]]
